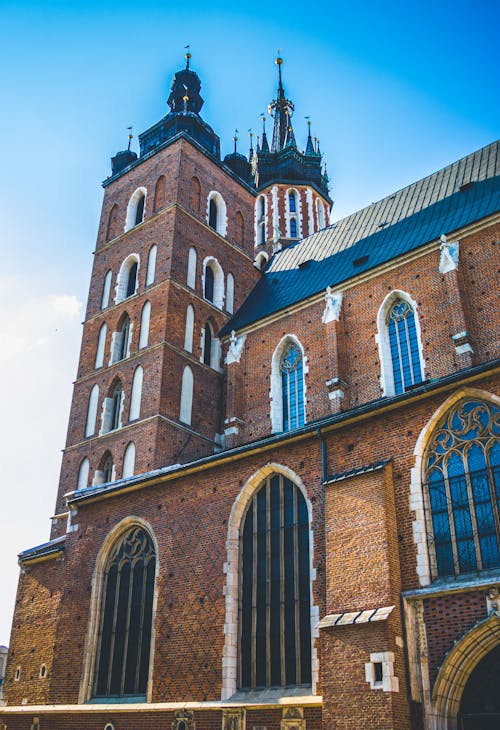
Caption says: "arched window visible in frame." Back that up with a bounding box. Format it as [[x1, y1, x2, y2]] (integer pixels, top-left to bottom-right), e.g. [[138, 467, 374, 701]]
[[139, 301, 151, 349], [85, 384, 99, 438], [101, 381, 123, 434], [256, 195, 266, 245], [179, 366, 193, 425], [287, 189, 300, 239], [125, 188, 147, 231], [93, 526, 156, 698], [377, 292, 424, 397], [153, 175, 166, 211], [101, 270, 112, 310], [387, 299, 422, 393], [424, 398, 500, 579], [202, 322, 215, 367], [203, 258, 224, 308], [101, 453, 114, 484], [316, 199, 325, 229], [184, 304, 194, 353], [77, 458, 90, 490], [235, 211, 244, 246], [146, 244, 157, 286], [289, 191, 297, 213], [129, 366, 143, 421], [270, 338, 306, 433], [239, 473, 311, 689], [115, 255, 140, 303], [122, 442, 136, 478], [206, 191, 227, 236], [226, 272, 234, 314], [95, 323, 107, 369], [187, 247, 197, 289], [204, 266, 214, 302], [110, 314, 131, 364], [106, 204, 120, 241], [290, 218, 298, 238], [190, 176, 201, 213]]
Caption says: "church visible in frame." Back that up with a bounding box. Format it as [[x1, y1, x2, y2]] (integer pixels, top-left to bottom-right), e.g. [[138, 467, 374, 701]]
[[1, 54, 499, 730]]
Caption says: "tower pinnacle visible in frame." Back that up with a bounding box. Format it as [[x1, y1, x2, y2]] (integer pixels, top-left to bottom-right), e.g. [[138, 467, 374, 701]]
[[269, 56, 295, 153]]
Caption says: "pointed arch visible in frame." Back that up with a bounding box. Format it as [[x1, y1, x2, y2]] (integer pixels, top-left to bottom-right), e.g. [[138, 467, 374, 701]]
[[286, 188, 301, 239], [79, 518, 158, 703], [190, 176, 201, 213], [226, 272, 235, 314], [431, 616, 500, 730], [146, 244, 157, 286], [77, 457, 90, 490], [184, 304, 195, 353], [93, 450, 115, 486], [106, 204, 120, 241], [179, 366, 194, 425], [411, 388, 500, 586], [187, 246, 197, 289], [125, 187, 146, 231], [153, 175, 166, 211], [221, 463, 318, 699], [129, 366, 143, 422], [206, 191, 227, 236], [203, 256, 224, 309], [101, 270, 112, 310], [101, 379, 124, 434], [139, 300, 151, 349], [122, 441, 136, 478], [255, 194, 267, 245], [110, 312, 132, 364], [94, 323, 107, 369], [85, 384, 99, 438], [115, 254, 140, 303], [201, 319, 221, 370], [376, 289, 425, 396], [270, 335, 306, 433]]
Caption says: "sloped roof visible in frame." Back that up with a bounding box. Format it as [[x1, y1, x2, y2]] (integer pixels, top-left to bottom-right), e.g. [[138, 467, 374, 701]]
[[222, 140, 500, 336]]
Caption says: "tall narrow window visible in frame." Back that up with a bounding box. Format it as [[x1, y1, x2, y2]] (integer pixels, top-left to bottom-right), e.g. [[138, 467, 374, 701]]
[[122, 442, 136, 478], [387, 298, 422, 394], [95, 323, 107, 369], [289, 191, 297, 213], [203, 323, 213, 366], [424, 399, 500, 579], [187, 247, 197, 289], [316, 199, 325, 229], [85, 384, 99, 438], [184, 305, 194, 353], [129, 366, 143, 421], [106, 205, 119, 241], [101, 270, 112, 309], [111, 383, 123, 431], [146, 244, 157, 286], [226, 273, 235, 314], [93, 526, 156, 699], [235, 211, 244, 246], [153, 175, 166, 211], [190, 176, 201, 213], [290, 218, 297, 238], [139, 301, 151, 349], [125, 188, 147, 231], [101, 454, 114, 483], [134, 193, 145, 226], [204, 266, 214, 303], [77, 458, 90, 490], [209, 197, 218, 230], [111, 314, 131, 363], [281, 343, 305, 431], [239, 474, 311, 689], [126, 262, 138, 298], [256, 196, 266, 245], [115, 255, 140, 303], [180, 366, 194, 425]]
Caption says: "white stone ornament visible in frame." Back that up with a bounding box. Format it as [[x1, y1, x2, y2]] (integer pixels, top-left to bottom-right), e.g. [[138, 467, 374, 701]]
[[225, 330, 246, 364], [322, 286, 343, 323], [439, 234, 460, 273]]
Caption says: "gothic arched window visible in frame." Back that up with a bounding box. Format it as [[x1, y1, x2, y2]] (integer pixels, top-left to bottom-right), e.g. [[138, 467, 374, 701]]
[[424, 399, 500, 578], [290, 217, 298, 238], [239, 473, 311, 689], [209, 197, 218, 230], [387, 298, 422, 394], [203, 322, 213, 366], [204, 265, 214, 303], [281, 343, 305, 431], [93, 526, 156, 699]]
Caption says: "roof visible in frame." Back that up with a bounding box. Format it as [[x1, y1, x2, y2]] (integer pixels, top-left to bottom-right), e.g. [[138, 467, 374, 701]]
[[18, 535, 66, 564], [222, 140, 500, 335]]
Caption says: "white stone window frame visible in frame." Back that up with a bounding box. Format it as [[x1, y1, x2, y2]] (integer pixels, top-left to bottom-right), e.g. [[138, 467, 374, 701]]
[[270, 334, 308, 434], [92, 453, 116, 487], [124, 187, 147, 232], [94, 323, 107, 369], [122, 441, 136, 478], [77, 457, 90, 490], [85, 384, 100, 438], [410, 387, 500, 587], [184, 304, 195, 353], [129, 365, 143, 422], [78, 517, 159, 704], [254, 194, 268, 246], [365, 651, 399, 692], [109, 314, 133, 365], [100, 383, 125, 435], [179, 365, 194, 425], [145, 244, 157, 286], [187, 246, 197, 289], [375, 289, 425, 397], [221, 463, 319, 700], [285, 187, 302, 239], [101, 270, 112, 310], [202, 256, 225, 309], [206, 190, 228, 237], [114, 253, 140, 304], [139, 301, 151, 350]]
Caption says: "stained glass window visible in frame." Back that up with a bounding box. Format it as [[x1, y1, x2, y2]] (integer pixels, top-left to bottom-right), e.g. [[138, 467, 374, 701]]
[[387, 298, 422, 394], [424, 399, 500, 578], [280, 343, 305, 431], [94, 527, 156, 698], [239, 474, 311, 689]]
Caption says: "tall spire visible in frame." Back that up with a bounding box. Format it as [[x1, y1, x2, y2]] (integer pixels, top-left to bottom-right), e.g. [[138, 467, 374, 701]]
[[260, 113, 270, 154], [269, 56, 295, 153]]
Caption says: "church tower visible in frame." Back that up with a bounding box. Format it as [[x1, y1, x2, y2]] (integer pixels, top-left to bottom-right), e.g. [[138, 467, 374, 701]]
[[51, 54, 259, 536], [251, 57, 332, 268]]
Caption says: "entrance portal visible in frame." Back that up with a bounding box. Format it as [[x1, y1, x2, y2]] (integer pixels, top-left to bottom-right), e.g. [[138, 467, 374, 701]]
[[458, 644, 500, 729]]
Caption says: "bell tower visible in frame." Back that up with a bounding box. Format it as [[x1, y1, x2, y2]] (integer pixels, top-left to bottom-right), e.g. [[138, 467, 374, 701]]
[[252, 57, 332, 267], [51, 54, 258, 535]]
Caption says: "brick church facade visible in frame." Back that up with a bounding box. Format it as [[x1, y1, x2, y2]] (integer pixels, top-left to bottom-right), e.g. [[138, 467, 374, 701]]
[[1, 56, 499, 730]]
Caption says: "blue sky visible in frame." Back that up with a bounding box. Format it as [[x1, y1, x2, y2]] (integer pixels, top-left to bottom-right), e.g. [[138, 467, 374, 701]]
[[0, 0, 498, 645]]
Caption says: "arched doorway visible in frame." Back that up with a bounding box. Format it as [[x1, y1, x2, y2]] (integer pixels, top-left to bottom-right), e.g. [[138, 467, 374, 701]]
[[458, 644, 500, 729]]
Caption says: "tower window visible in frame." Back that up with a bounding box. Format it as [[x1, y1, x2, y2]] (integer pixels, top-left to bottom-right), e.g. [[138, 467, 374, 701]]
[[280, 342, 305, 431], [209, 197, 218, 230], [102, 455, 114, 484], [387, 298, 422, 394], [93, 526, 156, 699], [110, 315, 131, 364], [206, 191, 227, 236], [289, 191, 297, 213], [203, 323, 212, 366], [115, 255, 140, 304], [239, 473, 311, 689], [290, 217, 298, 238], [204, 265, 214, 302], [125, 188, 147, 231], [111, 383, 123, 431], [134, 194, 145, 225], [126, 262, 138, 298], [424, 399, 500, 578]]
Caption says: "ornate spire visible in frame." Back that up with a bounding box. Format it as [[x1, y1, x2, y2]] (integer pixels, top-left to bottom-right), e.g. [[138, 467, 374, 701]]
[[260, 114, 270, 154], [269, 56, 295, 153], [305, 118, 316, 155]]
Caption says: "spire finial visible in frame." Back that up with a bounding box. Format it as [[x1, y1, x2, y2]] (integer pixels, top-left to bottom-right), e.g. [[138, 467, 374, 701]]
[[276, 51, 284, 91], [127, 126, 133, 151], [269, 53, 295, 152], [184, 44, 191, 69], [248, 128, 254, 159], [233, 128, 239, 154]]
